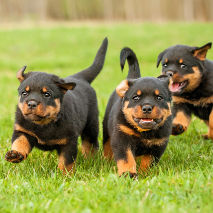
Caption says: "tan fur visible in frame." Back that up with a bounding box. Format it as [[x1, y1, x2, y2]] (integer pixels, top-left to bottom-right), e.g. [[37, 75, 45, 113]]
[[17, 67, 25, 82], [155, 89, 160, 95], [158, 103, 172, 127], [141, 137, 167, 147], [171, 66, 201, 92], [25, 86, 30, 92], [179, 58, 183, 64], [15, 124, 67, 145], [117, 149, 136, 176], [81, 140, 97, 157], [11, 135, 31, 158], [137, 90, 142, 96], [42, 87, 47, 93], [138, 155, 153, 172], [103, 139, 113, 159], [116, 80, 129, 98], [165, 58, 168, 63], [173, 95, 213, 107], [58, 154, 75, 174], [173, 111, 191, 130], [18, 98, 61, 125], [119, 124, 140, 137], [206, 109, 213, 139], [122, 101, 171, 132], [193, 45, 211, 61], [122, 101, 150, 132]]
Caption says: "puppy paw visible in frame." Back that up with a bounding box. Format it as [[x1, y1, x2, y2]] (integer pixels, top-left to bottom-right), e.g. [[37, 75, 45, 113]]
[[120, 172, 138, 180], [5, 150, 24, 163], [172, 124, 186, 135], [202, 134, 213, 140]]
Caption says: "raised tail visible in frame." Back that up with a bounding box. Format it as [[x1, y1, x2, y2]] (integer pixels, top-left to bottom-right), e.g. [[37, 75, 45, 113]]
[[72, 37, 108, 84], [120, 47, 141, 79]]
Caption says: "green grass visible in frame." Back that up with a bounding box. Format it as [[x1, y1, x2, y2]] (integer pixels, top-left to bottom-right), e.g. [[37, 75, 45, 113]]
[[0, 23, 213, 213]]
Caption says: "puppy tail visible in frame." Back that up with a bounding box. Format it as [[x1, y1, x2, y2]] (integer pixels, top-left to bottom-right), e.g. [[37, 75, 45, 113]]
[[120, 47, 141, 79], [72, 37, 108, 84]]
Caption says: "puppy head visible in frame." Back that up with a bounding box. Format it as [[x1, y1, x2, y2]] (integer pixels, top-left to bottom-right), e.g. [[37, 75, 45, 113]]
[[116, 77, 172, 131], [156, 42, 212, 94], [17, 66, 76, 125]]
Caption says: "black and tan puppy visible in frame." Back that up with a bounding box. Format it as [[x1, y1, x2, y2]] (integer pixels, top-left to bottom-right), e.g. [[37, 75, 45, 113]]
[[5, 38, 108, 174], [103, 48, 172, 177], [157, 42, 213, 139]]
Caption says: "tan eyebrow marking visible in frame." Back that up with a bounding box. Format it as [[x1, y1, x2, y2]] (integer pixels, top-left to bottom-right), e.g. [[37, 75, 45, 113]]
[[155, 89, 160, 95], [165, 58, 168, 63], [179, 58, 183, 63], [137, 90, 142, 96], [42, 87, 48, 93], [25, 86, 30, 92]]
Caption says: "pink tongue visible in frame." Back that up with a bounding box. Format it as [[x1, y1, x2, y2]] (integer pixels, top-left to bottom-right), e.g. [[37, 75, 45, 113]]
[[169, 83, 180, 92], [141, 118, 153, 122]]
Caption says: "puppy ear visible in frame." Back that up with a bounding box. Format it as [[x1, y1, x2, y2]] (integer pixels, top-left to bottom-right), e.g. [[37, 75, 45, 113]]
[[157, 74, 171, 86], [192, 42, 212, 61], [157, 75, 172, 100], [116, 79, 135, 98], [157, 49, 167, 68], [56, 81, 76, 93], [17, 66, 27, 82]]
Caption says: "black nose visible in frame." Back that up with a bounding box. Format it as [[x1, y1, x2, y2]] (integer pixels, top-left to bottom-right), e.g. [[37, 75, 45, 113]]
[[142, 105, 153, 114], [27, 100, 38, 109], [166, 71, 174, 77]]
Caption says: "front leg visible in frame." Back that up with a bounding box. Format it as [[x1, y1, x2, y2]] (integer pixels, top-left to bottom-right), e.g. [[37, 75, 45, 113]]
[[5, 131, 34, 163], [111, 132, 137, 178], [203, 109, 213, 140], [138, 155, 153, 173], [172, 102, 191, 135], [57, 139, 77, 174]]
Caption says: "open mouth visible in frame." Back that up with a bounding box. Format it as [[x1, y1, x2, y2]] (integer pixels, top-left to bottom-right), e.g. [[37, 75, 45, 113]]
[[169, 80, 188, 93], [133, 117, 158, 129]]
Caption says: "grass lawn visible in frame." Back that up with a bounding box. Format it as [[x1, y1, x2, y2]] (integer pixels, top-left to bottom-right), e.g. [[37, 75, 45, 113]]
[[0, 22, 213, 213]]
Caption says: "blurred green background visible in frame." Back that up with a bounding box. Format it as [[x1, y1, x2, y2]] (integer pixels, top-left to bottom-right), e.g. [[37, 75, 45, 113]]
[[0, 1, 213, 212]]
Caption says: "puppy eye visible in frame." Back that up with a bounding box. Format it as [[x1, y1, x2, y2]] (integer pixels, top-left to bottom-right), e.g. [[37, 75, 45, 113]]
[[44, 92, 51, 97], [163, 63, 168, 67], [156, 95, 163, 101], [180, 64, 187, 69], [132, 95, 140, 101], [22, 91, 28, 96]]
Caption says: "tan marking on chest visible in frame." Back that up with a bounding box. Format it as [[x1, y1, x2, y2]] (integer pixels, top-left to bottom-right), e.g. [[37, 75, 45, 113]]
[[119, 124, 140, 137], [15, 124, 67, 145], [141, 137, 167, 147]]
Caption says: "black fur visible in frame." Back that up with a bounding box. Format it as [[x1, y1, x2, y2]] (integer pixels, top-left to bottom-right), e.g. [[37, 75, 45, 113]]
[[103, 48, 172, 177], [5, 38, 108, 173], [157, 42, 213, 137]]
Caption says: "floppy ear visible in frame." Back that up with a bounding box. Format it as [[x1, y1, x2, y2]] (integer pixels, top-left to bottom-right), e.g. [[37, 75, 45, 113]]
[[17, 66, 27, 82], [116, 79, 135, 98], [157, 74, 171, 87], [157, 49, 167, 68], [56, 82, 76, 94], [157, 75, 172, 100], [192, 42, 212, 61]]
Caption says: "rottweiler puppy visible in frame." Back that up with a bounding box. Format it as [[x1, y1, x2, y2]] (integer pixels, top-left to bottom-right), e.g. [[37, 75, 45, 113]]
[[103, 48, 172, 177], [157, 42, 213, 139], [5, 38, 108, 174]]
